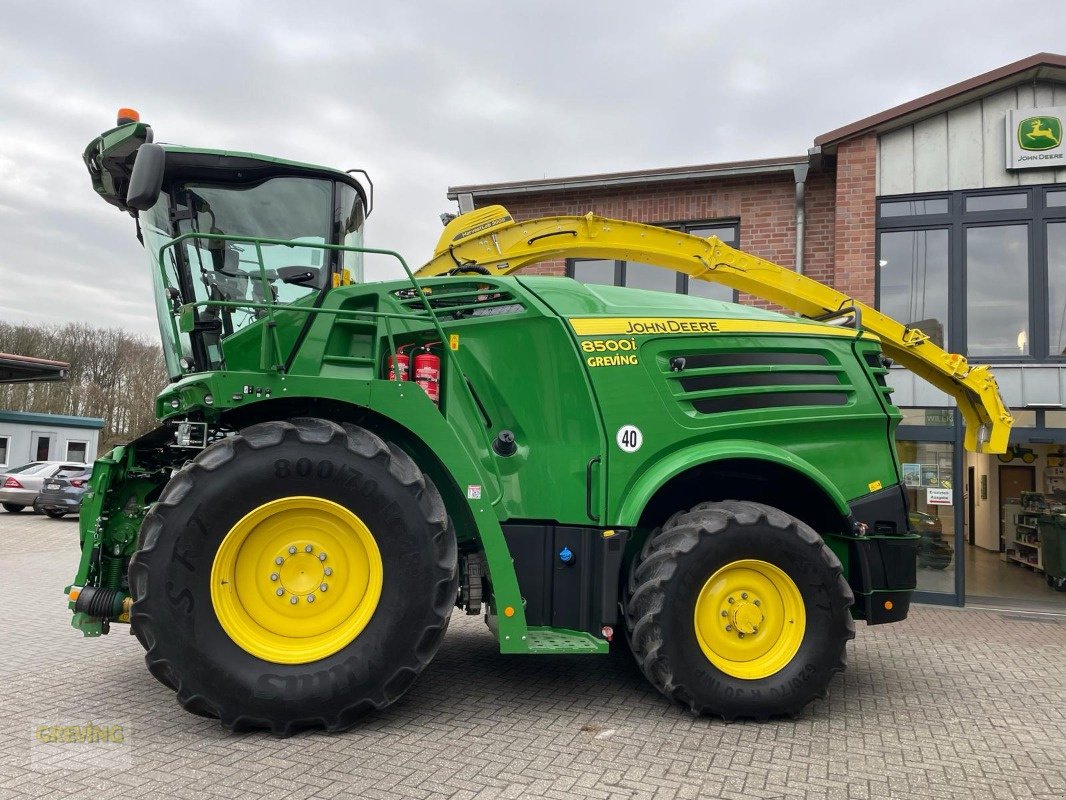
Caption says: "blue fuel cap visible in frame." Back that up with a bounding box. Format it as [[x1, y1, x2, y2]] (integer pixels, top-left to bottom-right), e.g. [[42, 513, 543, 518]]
[[558, 546, 574, 564]]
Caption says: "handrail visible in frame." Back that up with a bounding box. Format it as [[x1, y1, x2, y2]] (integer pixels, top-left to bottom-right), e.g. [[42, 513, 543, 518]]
[[158, 232, 458, 376], [153, 231, 503, 497]]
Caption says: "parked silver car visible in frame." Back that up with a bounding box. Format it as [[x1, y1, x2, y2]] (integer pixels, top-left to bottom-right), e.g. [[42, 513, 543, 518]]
[[0, 461, 89, 512]]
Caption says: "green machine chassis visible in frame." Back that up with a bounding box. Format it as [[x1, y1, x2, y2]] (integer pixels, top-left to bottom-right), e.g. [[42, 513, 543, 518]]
[[69, 116, 1010, 669], [73, 232, 920, 654]]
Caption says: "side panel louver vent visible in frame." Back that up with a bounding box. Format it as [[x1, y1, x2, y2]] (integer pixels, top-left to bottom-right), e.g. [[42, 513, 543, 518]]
[[664, 349, 853, 416], [860, 349, 896, 404], [392, 282, 526, 318]]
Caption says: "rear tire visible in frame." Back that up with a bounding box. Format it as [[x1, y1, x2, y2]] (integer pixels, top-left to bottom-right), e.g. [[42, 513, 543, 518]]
[[128, 418, 457, 734], [1, 503, 24, 513], [42, 509, 66, 519], [625, 500, 854, 720]]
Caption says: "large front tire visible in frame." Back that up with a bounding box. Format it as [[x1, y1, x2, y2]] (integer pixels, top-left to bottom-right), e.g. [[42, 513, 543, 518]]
[[128, 418, 457, 734], [626, 500, 854, 720]]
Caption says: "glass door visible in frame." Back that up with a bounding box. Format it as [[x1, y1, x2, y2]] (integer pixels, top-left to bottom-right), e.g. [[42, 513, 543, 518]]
[[898, 436, 958, 600]]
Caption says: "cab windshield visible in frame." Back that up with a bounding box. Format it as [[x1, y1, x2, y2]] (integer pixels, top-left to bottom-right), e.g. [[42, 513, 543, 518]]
[[142, 175, 364, 378]]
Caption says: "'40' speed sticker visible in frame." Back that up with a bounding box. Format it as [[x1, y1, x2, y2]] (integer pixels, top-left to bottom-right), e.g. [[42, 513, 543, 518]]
[[616, 424, 643, 453]]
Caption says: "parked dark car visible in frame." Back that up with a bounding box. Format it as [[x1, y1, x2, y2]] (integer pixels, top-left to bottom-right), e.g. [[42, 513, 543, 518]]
[[0, 461, 87, 512], [33, 466, 92, 519]]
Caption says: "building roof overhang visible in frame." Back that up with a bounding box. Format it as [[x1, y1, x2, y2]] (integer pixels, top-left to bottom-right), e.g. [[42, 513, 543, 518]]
[[447, 155, 808, 200], [0, 353, 69, 384], [815, 52, 1066, 151]]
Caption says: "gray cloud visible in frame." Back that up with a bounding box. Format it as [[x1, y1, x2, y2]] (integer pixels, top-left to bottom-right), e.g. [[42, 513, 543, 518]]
[[0, 1, 1060, 339]]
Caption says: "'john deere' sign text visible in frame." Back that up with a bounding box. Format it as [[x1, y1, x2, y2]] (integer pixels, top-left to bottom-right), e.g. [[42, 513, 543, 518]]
[[1006, 107, 1066, 169]]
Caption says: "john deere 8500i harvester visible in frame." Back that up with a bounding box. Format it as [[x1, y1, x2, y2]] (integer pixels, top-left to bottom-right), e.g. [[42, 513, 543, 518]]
[[67, 110, 1012, 734]]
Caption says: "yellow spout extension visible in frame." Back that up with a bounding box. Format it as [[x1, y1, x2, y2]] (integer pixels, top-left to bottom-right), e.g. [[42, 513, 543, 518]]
[[417, 206, 1012, 453]]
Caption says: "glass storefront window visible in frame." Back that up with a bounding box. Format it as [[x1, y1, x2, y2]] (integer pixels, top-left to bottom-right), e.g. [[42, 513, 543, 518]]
[[1047, 222, 1066, 356], [1048, 191, 1066, 208], [684, 225, 738, 302], [898, 408, 955, 426], [1010, 410, 1038, 427], [897, 439, 956, 596], [571, 259, 615, 286], [879, 229, 950, 348], [625, 262, 679, 293], [880, 198, 949, 217], [965, 193, 1028, 212], [966, 224, 1029, 357]]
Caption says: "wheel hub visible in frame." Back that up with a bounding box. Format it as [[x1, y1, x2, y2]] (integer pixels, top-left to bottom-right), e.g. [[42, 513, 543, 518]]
[[210, 496, 383, 665], [275, 547, 329, 599], [728, 598, 764, 635], [693, 559, 806, 680]]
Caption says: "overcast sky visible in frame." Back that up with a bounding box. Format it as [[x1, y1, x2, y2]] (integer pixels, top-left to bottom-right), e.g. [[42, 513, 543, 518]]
[[0, 1, 1062, 340]]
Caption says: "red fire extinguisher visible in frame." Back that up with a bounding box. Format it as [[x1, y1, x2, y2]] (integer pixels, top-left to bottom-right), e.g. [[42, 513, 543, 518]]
[[413, 347, 441, 404], [386, 347, 410, 381]]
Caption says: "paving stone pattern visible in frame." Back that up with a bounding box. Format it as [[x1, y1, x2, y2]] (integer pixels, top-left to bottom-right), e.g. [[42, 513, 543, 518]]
[[1, 513, 1064, 799]]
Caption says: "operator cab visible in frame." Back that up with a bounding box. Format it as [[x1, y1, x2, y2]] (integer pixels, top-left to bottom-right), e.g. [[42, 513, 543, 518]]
[[83, 109, 371, 380]]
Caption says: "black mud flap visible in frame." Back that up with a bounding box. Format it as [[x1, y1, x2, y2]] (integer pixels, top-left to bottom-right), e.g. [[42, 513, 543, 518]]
[[836, 483, 920, 624]]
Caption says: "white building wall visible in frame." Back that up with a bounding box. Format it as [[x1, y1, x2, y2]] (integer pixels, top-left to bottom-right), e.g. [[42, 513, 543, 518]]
[[877, 81, 1066, 195], [0, 419, 101, 468]]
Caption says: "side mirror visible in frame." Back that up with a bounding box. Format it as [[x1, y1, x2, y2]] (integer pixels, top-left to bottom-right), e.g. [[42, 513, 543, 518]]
[[126, 143, 165, 211]]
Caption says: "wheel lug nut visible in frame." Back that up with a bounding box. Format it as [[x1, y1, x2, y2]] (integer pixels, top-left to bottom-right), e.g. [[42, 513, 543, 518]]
[[305, 545, 313, 553], [320, 583, 328, 592], [725, 625, 732, 632], [318, 553, 327, 562], [275, 588, 284, 597], [324, 567, 333, 576], [288, 546, 297, 555], [728, 597, 735, 604], [720, 610, 728, 617], [738, 632, 745, 639], [307, 594, 315, 603], [741, 592, 748, 600], [270, 573, 279, 581], [275, 557, 284, 565], [290, 596, 298, 605], [754, 599, 761, 606]]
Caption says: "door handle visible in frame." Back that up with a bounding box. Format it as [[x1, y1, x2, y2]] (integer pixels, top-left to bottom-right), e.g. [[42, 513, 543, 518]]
[[586, 456, 601, 522]]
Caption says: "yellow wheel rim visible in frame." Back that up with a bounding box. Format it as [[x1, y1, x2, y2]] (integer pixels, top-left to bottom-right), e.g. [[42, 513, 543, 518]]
[[693, 559, 806, 680], [210, 496, 383, 664]]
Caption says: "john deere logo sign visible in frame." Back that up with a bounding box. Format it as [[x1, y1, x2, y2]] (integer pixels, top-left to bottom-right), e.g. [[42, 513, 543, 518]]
[[1006, 107, 1066, 169], [1018, 116, 1062, 151]]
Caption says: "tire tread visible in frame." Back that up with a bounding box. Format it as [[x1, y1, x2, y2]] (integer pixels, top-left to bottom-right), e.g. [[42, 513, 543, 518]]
[[129, 417, 457, 735]]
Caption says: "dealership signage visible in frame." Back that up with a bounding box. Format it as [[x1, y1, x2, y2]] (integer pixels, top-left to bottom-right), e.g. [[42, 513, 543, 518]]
[[1006, 107, 1066, 169], [926, 487, 953, 506]]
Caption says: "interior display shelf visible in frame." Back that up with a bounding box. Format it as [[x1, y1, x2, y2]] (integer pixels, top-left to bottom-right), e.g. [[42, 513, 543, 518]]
[[1008, 554, 1044, 572]]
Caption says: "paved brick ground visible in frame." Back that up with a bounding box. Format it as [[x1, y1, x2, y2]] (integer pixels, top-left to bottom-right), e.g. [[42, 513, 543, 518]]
[[1, 512, 1064, 800]]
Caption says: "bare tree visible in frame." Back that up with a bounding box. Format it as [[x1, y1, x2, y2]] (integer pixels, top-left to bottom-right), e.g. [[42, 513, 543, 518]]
[[0, 321, 167, 450]]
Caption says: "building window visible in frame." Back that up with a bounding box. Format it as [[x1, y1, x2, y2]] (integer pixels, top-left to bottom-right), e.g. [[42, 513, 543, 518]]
[[567, 221, 739, 302], [876, 187, 1066, 362], [964, 192, 1027, 213], [880, 198, 949, 217], [1048, 222, 1066, 356], [965, 224, 1029, 357], [66, 441, 88, 463], [570, 259, 615, 287], [878, 229, 950, 348], [32, 433, 52, 461], [0, 436, 8, 467]]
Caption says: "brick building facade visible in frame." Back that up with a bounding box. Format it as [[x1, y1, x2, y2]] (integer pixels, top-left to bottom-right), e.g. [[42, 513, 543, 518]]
[[446, 54, 1066, 610]]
